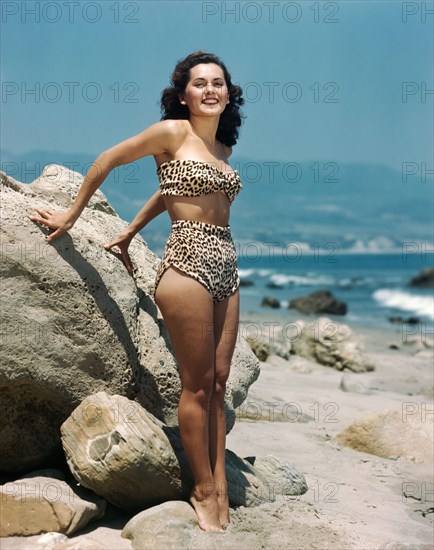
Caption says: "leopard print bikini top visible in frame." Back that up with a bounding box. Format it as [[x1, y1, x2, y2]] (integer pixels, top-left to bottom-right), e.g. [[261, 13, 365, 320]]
[[156, 159, 242, 204]]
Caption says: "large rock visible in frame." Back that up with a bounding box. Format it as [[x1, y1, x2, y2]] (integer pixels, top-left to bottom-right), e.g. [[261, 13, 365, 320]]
[[61, 392, 307, 513], [0, 469, 106, 536], [334, 408, 434, 463], [408, 267, 434, 288], [290, 317, 375, 372], [0, 166, 259, 473], [289, 289, 347, 315]]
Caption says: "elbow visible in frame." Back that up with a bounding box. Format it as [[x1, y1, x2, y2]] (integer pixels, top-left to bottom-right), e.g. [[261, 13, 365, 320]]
[[94, 150, 119, 173]]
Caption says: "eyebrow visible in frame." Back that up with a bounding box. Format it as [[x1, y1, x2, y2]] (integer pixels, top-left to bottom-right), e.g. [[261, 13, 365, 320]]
[[192, 77, 224, 81]]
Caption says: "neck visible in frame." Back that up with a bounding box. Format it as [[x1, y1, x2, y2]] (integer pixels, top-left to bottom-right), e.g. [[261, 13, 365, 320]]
[[188, 116, 220, 151]]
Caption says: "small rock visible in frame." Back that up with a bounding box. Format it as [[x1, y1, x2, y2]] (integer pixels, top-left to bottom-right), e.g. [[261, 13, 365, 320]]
[[0, 470, 106, 536], [243, 455, 308, 498], [289, 290, 347, 315], [408, 267, 434, 288], [121, 501, 197, 550], [261, 296, 280, 308], [388, 316, 421, 325], [266, 281, 283, 289], [339, 373, 374, 394]]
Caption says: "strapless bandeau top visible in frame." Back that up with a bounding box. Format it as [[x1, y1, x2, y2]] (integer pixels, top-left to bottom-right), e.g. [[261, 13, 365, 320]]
[[156, 159, 242, 204]]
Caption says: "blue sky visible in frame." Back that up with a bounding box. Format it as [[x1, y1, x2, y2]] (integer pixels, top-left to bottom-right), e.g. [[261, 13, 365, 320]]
[[1, 0, 433, 172]]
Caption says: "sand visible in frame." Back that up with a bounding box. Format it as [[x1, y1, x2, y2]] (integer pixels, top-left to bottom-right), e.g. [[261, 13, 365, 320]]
[[1, 313, 433, 550]]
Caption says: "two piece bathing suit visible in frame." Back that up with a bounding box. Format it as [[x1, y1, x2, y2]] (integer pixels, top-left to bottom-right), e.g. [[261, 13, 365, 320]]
[[153, 159, 243, 303]]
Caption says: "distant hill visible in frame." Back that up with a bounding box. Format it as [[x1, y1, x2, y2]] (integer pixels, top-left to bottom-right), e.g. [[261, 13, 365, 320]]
[[1, 148, 432, 256]]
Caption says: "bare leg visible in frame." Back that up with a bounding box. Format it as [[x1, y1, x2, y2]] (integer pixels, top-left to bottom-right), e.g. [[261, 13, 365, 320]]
[[154, 267, 224, 532], [209, 289, 240, 527]]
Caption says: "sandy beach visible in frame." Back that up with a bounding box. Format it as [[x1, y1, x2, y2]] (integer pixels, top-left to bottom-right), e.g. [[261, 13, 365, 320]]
[[228, 311, 434, 549], [1, 309, 433, 550]]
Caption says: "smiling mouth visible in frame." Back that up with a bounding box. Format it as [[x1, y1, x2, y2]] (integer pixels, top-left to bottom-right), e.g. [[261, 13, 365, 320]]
[[202, 99, 219, 104]]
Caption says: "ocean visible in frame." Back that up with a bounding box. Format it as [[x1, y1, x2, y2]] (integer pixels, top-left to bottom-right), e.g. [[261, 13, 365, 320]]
[[236, 250, 434, 332]]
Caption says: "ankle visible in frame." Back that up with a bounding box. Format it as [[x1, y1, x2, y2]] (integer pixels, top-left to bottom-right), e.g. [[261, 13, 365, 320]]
[[191, 481, 218, 501], [213, 479, 228, 496]]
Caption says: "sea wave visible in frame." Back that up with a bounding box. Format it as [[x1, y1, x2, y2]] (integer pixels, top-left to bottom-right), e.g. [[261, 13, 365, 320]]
[[238, 268, 255, 278], [239, 268, 274, 278], [269, 273, 335, 287], [372, 288, 434, 320]]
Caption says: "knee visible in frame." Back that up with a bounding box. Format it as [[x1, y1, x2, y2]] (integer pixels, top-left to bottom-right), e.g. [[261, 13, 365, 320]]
[[183, 373, 215, 402], [212, 369, 230, 396]]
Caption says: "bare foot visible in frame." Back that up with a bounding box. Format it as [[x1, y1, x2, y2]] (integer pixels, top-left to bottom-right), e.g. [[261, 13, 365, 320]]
[[217, 495, 231, 527], [190, 484, 224, 533], [217, 491, 230, 528]]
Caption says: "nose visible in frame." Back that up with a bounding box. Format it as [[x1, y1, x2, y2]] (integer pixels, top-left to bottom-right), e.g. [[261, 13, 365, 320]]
[[204, 82, 216, 93]]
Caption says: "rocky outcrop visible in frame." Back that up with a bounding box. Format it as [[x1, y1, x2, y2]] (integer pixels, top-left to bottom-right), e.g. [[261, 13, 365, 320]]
[[0, 469, 106, 536], [290, 317, 375, 372], [408, 267, 434, 288], [289, 289, 347, 315], [0, 166, 259, 473], [61, 392, 307, 513], [335, 409, 434, 463]]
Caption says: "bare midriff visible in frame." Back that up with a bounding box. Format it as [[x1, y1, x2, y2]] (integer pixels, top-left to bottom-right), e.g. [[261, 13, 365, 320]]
[[162, 191, 231, 227]]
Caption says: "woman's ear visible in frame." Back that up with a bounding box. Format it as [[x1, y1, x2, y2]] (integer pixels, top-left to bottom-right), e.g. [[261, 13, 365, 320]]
[[178, 94, 186, 105]]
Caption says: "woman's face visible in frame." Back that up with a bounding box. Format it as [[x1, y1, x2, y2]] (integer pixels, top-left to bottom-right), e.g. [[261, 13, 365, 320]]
[[180, 63, 230, 116]]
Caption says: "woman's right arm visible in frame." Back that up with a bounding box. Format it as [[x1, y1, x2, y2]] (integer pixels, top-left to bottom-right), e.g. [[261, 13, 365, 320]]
[[29, 119, 185, 242]]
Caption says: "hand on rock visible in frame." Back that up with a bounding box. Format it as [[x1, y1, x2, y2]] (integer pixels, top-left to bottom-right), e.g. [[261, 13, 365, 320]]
[[29, 208, 75, 243], [104, 230, 134, 273]]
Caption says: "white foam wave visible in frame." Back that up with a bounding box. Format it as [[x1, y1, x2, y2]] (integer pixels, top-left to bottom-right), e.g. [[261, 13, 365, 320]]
[[269, 273, 335, 287], [373, 289, 434, 320], [238, 269, 255, 278], [239, 268, 275, 279], [257, 269, 274, 277]]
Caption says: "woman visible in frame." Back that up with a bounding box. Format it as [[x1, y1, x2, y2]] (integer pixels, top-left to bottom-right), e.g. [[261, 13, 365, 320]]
[[29, 51, 245, 533]]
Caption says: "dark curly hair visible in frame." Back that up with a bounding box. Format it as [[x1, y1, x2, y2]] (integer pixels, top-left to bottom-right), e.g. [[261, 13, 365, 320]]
[[160, 51, 245, 147]]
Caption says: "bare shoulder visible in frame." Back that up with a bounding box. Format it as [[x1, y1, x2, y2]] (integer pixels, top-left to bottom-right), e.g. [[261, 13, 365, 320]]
[[157, 119, 189, 139], [143, 119, 188, 148], [149, 119, 190, 152]]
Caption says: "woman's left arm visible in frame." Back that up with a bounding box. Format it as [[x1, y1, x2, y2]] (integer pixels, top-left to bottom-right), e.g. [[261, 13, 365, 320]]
[[128, 189, 167, 234], [104, 189, 166, 272]]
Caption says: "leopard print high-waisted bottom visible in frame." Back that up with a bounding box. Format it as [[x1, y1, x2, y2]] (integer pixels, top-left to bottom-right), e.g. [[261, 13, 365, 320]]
[[153, 219, 240, 303]]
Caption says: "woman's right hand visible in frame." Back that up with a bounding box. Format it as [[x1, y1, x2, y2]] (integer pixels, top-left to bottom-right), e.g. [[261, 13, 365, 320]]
[[104, 230, 135, 273], [29, 208, 77, 243]]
